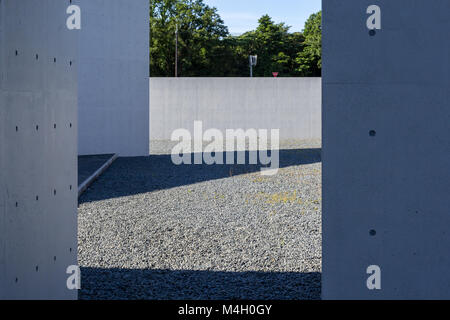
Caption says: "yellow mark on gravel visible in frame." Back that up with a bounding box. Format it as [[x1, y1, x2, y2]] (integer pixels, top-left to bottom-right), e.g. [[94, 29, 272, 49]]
[[253, 190, 300, 205], [252, 176, 269, 183], [246, 191, 322, 208]]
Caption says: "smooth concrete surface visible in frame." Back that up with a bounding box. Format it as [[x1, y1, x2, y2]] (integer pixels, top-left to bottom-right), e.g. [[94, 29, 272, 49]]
[[323, 0, 450, 299], [150, 78, 321, 140], [78, 0, 149, 157], [0, 0, 78, 299]]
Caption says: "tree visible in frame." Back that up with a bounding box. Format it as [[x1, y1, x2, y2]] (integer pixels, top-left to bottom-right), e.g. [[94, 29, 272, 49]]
[[234, 15, 304, 77], [150, 0, 231, 76], [296, 11, 322, 76], [150, 2, 322, 77]]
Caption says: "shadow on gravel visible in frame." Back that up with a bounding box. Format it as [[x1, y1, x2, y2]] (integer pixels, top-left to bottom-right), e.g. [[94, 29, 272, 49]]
[[79, 148, 321, 204], [79, 267, 321, 300], [78, 154, 115, 187]]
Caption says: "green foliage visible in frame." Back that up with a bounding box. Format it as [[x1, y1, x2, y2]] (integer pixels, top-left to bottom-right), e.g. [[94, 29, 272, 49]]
[[150, 0, 230, 76], [150, 0, 321, 77], [296, 11, 322, 76], [233, 15, 304, 77]]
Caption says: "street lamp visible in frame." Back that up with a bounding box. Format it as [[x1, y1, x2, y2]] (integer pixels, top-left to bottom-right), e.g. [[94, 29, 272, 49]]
[[249, 55, 257, 77]]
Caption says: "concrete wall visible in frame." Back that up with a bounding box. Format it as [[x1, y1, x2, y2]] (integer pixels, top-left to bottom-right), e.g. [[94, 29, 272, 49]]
[[323, 0, 450, 299], [0, 0, 78, 299], [78, 0, 149, 157], [150, 78, 321, 140]]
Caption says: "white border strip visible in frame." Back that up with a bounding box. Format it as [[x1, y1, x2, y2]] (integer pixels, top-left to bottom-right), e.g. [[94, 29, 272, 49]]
[[78, 154, 118, 198]]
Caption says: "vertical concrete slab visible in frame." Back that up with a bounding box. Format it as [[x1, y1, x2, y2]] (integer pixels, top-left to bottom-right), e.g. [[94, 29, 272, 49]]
[[150, 78, 322, 140], [323, 0, 450, 299], [0, 0, 78, 299], [77, 0, 149, 157]]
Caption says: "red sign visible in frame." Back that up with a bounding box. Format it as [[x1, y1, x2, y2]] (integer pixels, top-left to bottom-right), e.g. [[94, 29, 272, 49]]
[[272, 72, 279, 78]]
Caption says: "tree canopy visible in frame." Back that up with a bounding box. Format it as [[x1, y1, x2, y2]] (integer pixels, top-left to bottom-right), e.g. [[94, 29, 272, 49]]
[[150, 0, 321, 77], [296, 11, 322, 76]]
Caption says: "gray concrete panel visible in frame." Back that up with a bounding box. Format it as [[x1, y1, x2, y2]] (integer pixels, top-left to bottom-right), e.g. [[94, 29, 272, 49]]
[[0, 0, 78, 299], [77, 0, 149, 157], [323, 0, 450, 299], [150, 78, 321, 140]]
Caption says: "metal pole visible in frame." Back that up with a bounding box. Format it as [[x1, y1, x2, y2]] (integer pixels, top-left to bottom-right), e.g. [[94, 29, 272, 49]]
[[249, 56, 252, 77], [175, 23, 178, 77]]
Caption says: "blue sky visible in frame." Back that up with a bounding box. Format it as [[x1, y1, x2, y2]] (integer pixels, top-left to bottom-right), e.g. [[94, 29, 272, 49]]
[[204, 0, 321, 35]]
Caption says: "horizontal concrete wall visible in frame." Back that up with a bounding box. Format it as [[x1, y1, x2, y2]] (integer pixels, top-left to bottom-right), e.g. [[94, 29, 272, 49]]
[[0, 0, 78, 299], [78, 0, 149, 157], [323, 0, 450, 299], [150, 78, 321, 141]]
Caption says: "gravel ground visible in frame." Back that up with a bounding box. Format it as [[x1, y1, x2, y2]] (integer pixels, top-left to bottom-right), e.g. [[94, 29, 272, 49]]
[[78, 139, 322, 300]]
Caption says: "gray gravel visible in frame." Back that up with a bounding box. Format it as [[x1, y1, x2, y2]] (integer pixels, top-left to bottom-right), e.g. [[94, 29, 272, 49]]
[[78, 139, 322, 300]]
